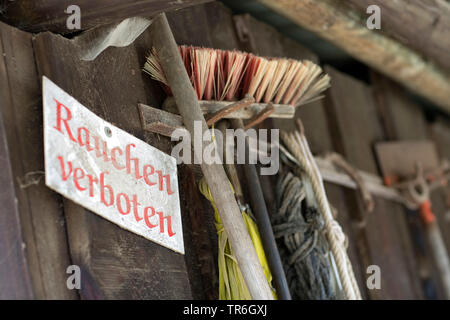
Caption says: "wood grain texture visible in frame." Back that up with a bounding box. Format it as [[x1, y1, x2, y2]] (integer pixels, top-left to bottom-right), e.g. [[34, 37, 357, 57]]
[[257, 0, 450, 114], [325, 66, 422, 299], [431, 117, 450, 161], [430, 117, 450, 241], [345, 0, 450, 71], [0, 21, 77, 299], [0, 95, 32, 299], [1, 0, 213, 34], [32, 27, 193, 299], [372, 73, 450, 298]]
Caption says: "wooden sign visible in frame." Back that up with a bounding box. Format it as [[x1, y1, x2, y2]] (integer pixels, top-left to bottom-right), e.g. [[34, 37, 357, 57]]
[[43, 76, 184, 254]]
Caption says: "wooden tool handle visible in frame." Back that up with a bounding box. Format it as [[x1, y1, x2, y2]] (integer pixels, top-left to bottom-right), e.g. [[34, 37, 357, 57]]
[[152, 13, 274, 300]]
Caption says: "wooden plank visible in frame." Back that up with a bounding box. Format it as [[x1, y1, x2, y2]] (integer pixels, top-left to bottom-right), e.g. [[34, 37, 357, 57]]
[[431, 117, 450, 161], [430, 117, 450, 242], [0, 21, 77, 299], [0, 98, 32, 299], [346, 0, 450, 71], [372, 74, 450, 244], [167, 3, 214, 47], [1, 0, 213, 34], [257, 0, 450, 115], [33, 27, 193, 299], [375, 141, 440, 179], [372, 73, 450, 298], [325, 66, 422, 299], [228, 12, 368, 298]]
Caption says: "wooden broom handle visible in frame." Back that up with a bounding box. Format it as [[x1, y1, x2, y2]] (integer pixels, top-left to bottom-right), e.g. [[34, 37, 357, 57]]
[[152, 13, 274, 300]]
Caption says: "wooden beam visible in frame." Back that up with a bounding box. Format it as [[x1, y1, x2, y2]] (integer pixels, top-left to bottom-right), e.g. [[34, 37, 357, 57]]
[[345, 0, 450, 71], [1, 0, 213, 34], [257, 0, 450, 114]]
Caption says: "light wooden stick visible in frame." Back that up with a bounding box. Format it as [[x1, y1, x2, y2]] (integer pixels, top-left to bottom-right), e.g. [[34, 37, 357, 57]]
[[152, 13, 274, 300]]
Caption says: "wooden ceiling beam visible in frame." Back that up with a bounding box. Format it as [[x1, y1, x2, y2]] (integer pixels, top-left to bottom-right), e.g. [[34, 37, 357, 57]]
[[257, 0, 450, 114], [345, 0, 450, 71]]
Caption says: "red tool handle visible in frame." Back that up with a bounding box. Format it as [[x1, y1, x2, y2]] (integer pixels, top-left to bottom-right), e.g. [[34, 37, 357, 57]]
[[420, 200, 436, 225]]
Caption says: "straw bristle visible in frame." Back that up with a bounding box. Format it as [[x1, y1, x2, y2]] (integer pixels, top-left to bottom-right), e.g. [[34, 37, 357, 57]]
[[143, 47, 168, 86], [221, 50, 248, 101], [143, 46, 330, 106]]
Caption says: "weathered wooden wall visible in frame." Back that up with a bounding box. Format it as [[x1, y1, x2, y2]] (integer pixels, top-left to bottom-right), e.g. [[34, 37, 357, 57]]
[[1, 1, 450, 300], [0, 0, 213, 34], [371, 73, 450, 298], [0, 21, 77, 299]]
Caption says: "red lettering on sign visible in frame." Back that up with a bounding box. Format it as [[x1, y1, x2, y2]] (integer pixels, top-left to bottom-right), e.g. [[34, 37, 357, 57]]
[[73, 168, 86, 191], [93, 135, 110, 163], [56, 156, 176, 237], [157, 211, 176, 237], [53, 99, 77, 143], [144, 206, 158, 229], [57, 156, 72, 181], [143, 164, 156, 186], [117, 193, 131, 215], [125, 143, 143, 180], [131, 194, 142, 222], [77, 127, 94, 151], [111, 147, 125, 170], [86, 174, 98, 197], [53, 113, 176, 196], [156, 170, 175, 195], [100, 172, 114, 207]]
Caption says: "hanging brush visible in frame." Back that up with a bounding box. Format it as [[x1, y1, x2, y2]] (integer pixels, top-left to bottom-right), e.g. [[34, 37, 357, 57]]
[[143, 46, 330, 107], [139, 41, 332, 300]]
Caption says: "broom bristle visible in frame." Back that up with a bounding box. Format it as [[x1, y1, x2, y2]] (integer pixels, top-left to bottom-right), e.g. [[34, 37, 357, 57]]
[[222, 50, 248, 101], [143, 46, 330, 106]]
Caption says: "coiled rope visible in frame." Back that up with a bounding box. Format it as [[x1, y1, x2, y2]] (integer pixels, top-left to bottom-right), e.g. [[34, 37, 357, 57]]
[[273, 172, 336, 299], [280, 120, 362, 300]]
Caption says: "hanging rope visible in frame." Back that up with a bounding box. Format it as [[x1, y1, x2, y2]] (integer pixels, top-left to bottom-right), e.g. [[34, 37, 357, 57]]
[[273, 172, 336, 299], [280, 119, 362, 300], [198, 178, 277, 300]]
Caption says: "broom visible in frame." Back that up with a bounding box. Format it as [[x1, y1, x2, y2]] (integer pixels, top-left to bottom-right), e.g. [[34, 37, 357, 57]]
[[143, 45, 331, 299], [143, 46, 331, 107]]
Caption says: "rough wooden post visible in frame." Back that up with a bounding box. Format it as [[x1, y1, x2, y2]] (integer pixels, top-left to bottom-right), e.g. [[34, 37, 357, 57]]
[[152, 13, 274, 300]]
